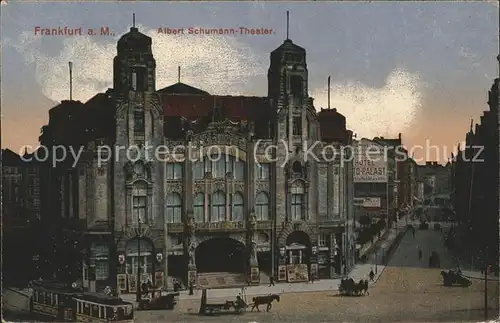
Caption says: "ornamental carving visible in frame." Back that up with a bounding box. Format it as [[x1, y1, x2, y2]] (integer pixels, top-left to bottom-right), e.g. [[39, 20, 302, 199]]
[[124, 161, 152, 182], [193, 131, 247, 151], [212, 181, 225, 192], [193, 184, 204, 194], [255, 181, 269, 193], [165, 140, 185, 152], [166, 182, 182, 194], [233, 182, 244, 193]]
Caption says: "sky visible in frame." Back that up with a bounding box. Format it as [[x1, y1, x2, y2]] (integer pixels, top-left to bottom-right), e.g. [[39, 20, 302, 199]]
[[1, 1, 499, 164]]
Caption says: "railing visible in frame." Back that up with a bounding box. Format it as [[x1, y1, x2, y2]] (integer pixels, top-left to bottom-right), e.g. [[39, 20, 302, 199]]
[[256, 220, 272, 230], [196, 221, 245, 231], [167, 223, 184, 233]]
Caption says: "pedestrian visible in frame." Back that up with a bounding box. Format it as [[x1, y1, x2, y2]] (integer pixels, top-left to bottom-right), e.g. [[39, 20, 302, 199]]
[[418, 249, 422, 261], [369, 269, 375, 281], [268, 276, 275, 287], [412, 227, 415, 238]]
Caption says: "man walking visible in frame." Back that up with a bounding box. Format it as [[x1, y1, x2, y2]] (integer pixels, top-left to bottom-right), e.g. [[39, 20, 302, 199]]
[[268, 276, 275, 287], [369, 269, 375, 281]]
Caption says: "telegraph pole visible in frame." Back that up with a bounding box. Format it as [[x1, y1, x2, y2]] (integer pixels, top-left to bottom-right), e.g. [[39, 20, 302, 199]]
[[484, 246, 488, 321]]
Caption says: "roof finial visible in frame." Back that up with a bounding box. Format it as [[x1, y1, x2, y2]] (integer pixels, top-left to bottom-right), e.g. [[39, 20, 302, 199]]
[[178, 66, 181, 83], [327, 76, 331, 109], [133, 13, 135, 28], [286, 11, 290, 40], [470, 118, 473, 132]]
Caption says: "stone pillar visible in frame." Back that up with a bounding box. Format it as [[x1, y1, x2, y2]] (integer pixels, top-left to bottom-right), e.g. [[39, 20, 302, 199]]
[[248, 215, 260, 285], [289, 250, 293, 265], [186, 215, 197, 288]]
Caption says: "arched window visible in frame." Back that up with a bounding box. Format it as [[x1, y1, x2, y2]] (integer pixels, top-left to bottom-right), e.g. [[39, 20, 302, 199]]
[[90, 243, 109, 281], [211, 191, 226, 222], [166, 193, 182, 223], [255, 192, 269, 221], [193, 193, 205, 222], [290, 181, 304, 221], [231, 192, 244, 221]]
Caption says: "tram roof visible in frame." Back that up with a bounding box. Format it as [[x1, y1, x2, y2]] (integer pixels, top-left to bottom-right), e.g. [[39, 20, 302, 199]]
[[29, 279, 79, 294], [73, 293, 133, 306]]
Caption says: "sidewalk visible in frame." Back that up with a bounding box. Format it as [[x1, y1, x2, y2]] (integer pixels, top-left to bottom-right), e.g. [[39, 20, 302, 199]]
[[348, 218, 409, 286], [169, 219, 410, 301]]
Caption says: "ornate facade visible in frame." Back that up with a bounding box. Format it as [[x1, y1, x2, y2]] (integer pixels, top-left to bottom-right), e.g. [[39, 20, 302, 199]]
[[39, 26, 355, 293]]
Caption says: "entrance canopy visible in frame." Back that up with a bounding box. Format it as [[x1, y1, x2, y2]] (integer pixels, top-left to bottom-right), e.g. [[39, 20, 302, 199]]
[[125, 238, 153, 256], [286, 243, 307, 250]]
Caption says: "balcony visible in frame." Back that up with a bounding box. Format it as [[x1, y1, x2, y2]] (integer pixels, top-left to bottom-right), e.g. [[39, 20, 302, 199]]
[[167, 223, 184, 233], [256, 220, 272, 230], [196, 221, 245, 232]]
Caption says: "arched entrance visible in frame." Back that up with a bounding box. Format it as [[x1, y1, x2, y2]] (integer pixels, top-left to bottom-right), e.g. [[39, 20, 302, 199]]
[[195, 238, 246, 273], [285, 231, 311, 282], [125, 238, 154, 287]]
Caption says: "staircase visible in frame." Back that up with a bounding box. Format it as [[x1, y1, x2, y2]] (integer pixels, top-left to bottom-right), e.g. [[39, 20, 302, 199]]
[[197, 272, 246, 289]]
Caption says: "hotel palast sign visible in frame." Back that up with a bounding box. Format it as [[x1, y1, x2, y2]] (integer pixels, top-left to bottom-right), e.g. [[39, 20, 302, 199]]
[[353, 141, 388, 183]]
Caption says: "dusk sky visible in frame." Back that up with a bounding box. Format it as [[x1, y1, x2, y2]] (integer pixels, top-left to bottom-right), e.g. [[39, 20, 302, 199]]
[[1, 1, 499, 163]]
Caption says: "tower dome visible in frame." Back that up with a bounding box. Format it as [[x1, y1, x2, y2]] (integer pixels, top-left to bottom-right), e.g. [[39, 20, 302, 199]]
[[117, 27, 152, 53]]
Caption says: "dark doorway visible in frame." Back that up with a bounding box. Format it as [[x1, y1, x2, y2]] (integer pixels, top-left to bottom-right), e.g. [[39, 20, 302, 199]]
[[257, 252, 272, 276], [195, 238, 246, 273]]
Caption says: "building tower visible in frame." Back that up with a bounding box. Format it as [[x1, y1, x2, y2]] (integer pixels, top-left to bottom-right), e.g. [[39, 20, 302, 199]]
[[268, 11, 319, 282], [112, 15, 166, 293]]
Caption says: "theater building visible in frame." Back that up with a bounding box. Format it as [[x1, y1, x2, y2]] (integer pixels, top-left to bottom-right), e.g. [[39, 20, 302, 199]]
[[39, 23, 355, 293]]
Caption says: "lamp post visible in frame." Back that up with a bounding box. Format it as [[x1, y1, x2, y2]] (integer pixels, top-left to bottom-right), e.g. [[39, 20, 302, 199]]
[[375, 251, 378, 274], [136, 218, 142, 303]]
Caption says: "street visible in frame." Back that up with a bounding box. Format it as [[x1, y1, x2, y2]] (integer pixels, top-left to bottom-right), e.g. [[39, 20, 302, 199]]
[[137, 227, 499, 322]]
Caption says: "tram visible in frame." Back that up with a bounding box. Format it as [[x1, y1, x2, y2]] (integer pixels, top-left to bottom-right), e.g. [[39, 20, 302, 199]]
[[28, 279, 134, 322]]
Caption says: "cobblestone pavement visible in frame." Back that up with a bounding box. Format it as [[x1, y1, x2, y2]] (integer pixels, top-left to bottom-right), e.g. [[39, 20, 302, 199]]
[[137, 228, 499, 322]]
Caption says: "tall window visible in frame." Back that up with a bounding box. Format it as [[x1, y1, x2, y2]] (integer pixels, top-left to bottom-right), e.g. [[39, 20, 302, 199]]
[[134, 110, 145, 133], [195, 155, 245, 180], [213, 158, 226, 178], [290, 181, 304, 221], [233, 160, 244, 180], [90, 243, 109, 281], [293, 116, 302, 135], [193, 193, 205, 222], [255, 163, 270, 180], [166, 163, 183, 180], [255, 192, 269, 221], [193, 161, 204, 180], [166, 193, 182, 223], [231, 192, 244, 221], [132, 196, 147, 224], [125, 239, 153, 278], [290, 75, 303, 98], [131, 72, 137, 91], [210, 191, 226, 222]]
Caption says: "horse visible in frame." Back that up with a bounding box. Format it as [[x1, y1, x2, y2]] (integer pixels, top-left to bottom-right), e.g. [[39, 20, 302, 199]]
[[251, 294, 280, 312], [361, 279, 369, 295]]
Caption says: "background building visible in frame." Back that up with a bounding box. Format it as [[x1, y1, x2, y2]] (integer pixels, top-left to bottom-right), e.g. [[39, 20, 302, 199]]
[[451, 78, 499, 273], [37, 24, 355, 294], [2, 149, 42, 285]]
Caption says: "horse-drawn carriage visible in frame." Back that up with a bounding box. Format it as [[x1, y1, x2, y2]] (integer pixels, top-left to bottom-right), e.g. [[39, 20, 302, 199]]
[[429, 251, 440, 268], [338, 278, 369, 296], [199, 289, 247, 315], [199, 288, 280, 315], [441, 270, 472, 287]]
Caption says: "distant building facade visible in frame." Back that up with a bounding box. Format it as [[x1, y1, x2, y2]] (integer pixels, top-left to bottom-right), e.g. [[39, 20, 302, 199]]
[[38, 25, 355, 293], [451, 78, 499, 270]]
